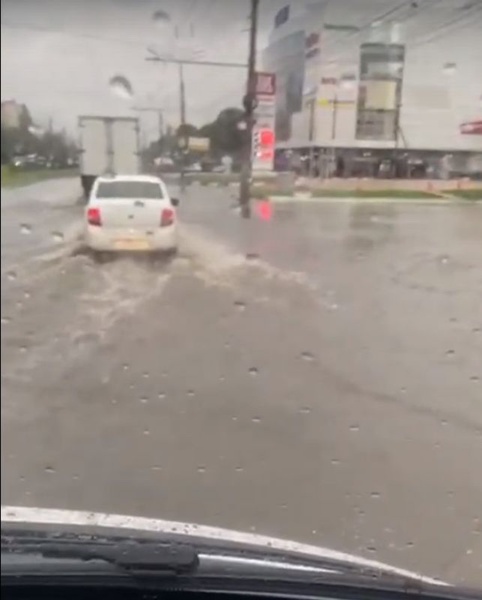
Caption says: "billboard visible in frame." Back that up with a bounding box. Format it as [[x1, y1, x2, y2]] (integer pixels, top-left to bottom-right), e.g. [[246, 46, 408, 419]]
[[252, 72, 276, 171], [253, 72, 276, 130], [252, 127, 275, 172], [187, 137, 210, 152]]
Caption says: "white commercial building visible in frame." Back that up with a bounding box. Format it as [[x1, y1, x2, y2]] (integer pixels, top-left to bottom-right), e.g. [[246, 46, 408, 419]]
[[262, 0, 482, 166]]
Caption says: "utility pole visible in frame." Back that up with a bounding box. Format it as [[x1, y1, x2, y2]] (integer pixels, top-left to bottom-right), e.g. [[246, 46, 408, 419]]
[[239, 0, 259, 219], [158, 110, 164, 140], [145, 20, 250, 198], [178, 62, 187, 192]]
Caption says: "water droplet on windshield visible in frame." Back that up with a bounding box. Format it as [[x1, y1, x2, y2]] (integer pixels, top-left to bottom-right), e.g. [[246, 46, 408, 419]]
[[350, 424, 360, 432], [248, 367, 259, 377], [51, 231, 64, 243], [45, 466, 55, 474], [301, 351, 315, 362], [1, 316, 11, 325], [299, 406, 311, 415], [152, 9, 171, 27], [6, 271, 17, 281], [20, 224, 32, 235], [143, 429, 150, 436], [445, 349, 455, 356], [370, 491, 381, 499], [158, 392, 166, 400], [109, 74, 134, 100], [197, 465, 206, 474], [187, 390, 195, 397], [251, 416, 261, 424], [234, 300, 246, 312], [139, 396, 149, 404]]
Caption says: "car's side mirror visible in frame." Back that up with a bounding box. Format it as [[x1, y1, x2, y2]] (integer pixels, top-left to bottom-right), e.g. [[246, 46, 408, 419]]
[[171, 197, 180, 207]]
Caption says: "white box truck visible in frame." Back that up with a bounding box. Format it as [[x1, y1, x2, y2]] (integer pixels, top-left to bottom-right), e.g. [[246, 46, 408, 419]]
[[78, 116, 141, 199]]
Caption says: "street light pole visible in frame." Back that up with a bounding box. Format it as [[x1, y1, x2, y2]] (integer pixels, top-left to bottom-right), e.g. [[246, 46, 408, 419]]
[[178, 62, 188, 191], [239, 0, 259, 219], [146, 57, 249, 196]]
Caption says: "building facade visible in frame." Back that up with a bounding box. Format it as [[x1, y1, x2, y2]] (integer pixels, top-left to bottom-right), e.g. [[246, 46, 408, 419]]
[[1, 100, 25, 129], [262, 0, 482, 170]]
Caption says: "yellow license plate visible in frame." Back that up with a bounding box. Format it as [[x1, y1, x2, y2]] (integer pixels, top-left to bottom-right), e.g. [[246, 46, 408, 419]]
[[114, 239, 149, 250]]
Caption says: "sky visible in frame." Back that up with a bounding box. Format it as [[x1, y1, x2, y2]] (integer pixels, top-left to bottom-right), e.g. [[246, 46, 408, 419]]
[[3, 0, 480, 143], [1, 0, 298, 140]]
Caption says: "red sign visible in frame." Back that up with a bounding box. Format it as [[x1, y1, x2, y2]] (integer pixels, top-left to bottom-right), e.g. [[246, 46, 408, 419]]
[[460, 120, 482, 135], [255, 72, 276, 97], [259, 128, 275, 146]]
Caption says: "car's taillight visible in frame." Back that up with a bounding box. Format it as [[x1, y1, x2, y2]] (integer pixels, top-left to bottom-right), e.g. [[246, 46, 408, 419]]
[[161, 208, 175, 227], [87, 207, 102, 226]]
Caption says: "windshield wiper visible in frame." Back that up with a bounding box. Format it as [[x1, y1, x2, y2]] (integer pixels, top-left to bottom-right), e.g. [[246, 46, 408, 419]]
[[3, 540, 199, 578]]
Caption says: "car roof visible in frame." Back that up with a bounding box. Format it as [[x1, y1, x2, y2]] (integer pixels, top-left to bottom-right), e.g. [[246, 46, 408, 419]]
[[96, 174, 164, 184]]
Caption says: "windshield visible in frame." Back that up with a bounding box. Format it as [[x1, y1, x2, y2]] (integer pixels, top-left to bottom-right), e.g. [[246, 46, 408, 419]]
[[95, 181, 164, 199], [1, 0, 481, 592]]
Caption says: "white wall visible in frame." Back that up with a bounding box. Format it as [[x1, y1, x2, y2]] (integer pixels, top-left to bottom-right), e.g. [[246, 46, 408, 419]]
[[266, 0, 482, 151]]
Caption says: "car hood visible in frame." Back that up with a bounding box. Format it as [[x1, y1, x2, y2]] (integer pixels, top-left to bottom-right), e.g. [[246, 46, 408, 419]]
[[2, 505, 445, 586]]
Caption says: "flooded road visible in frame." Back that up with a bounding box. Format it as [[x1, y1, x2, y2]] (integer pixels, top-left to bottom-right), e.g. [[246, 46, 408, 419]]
[[2, 179, 481, 584]]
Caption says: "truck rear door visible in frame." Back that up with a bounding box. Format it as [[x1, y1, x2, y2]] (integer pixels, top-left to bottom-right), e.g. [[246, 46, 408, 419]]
[[111, 119, 140, 174], [79, 118, 109, 175]]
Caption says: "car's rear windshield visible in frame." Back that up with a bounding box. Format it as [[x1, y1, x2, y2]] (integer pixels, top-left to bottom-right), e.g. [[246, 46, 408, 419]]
[[95, 181, 164, 199]]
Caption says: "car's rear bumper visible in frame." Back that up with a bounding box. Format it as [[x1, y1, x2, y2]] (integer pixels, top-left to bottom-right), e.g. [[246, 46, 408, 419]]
[[85, 225, 178, 253]]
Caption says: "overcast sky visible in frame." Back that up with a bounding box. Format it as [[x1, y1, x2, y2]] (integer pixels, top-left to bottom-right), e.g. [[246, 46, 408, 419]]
[[1, 0, 296, 140]]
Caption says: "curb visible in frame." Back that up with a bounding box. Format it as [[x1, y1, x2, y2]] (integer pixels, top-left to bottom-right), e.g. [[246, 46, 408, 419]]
[[264, 195, 455, 204]]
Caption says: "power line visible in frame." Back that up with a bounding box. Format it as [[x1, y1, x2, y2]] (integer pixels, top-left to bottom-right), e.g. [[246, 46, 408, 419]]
[[321, 1, 481, 64], [411, 3, 482, 47]]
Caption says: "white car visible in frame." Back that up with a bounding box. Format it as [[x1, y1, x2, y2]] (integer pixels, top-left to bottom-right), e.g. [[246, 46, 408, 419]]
[[84, 174, 179, 255]]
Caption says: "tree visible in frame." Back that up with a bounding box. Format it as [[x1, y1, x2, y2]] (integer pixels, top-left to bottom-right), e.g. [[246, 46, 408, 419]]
[[199, 107, 244, 157], [176, 123, 198, 138], [18, 104, 33, 132]]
